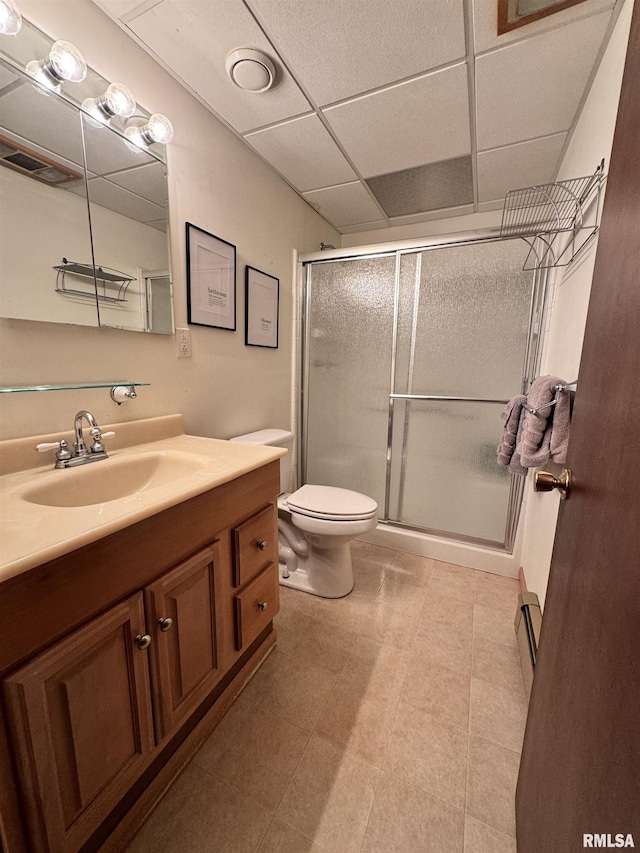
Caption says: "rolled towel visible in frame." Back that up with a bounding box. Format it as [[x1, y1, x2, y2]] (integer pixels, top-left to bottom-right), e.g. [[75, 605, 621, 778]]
[[497, 394, 527, 467], [550, 389, 571, 463]]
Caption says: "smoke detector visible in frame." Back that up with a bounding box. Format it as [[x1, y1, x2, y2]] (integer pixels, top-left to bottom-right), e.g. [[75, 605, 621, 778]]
[[225, 48, 276, 93]]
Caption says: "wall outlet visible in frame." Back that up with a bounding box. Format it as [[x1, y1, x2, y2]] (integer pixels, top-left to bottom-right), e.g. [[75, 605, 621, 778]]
[[177, 327, 192, 358]]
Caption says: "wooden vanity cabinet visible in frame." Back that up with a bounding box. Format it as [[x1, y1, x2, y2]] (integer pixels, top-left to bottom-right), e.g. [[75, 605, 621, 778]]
[[0, 461, 280, 853]]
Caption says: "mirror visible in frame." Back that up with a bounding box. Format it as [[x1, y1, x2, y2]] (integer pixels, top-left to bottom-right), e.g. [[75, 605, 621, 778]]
[[0, 31, 173, 334]]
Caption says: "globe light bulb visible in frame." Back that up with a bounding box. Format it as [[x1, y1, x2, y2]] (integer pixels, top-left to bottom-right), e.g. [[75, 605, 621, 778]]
[[26, 40, 87, 91], [0, 0, 22, 35], [125, 113, 174, 148], [83, 82, 136, 123]]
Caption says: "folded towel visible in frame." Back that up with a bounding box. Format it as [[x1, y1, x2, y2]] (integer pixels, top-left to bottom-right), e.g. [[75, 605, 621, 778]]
[[518, 375, 570, 468], [508, 411, 528, 476], [497, 395, 527, 467]]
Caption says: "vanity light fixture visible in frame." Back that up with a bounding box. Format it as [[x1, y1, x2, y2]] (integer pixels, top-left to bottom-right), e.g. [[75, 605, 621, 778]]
[[83, 82, 136, 122], [125, 113, 174, 147], [0, 0, 21, 35], [26, 39, 87, 91], [225, 48, 276, 93]]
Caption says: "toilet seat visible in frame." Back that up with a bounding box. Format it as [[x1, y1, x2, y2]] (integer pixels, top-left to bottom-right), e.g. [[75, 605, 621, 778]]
[[286, 484, 378, 522]]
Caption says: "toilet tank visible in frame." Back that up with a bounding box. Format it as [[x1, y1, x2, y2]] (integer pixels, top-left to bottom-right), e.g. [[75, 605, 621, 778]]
[[229, 429, 294, 493]]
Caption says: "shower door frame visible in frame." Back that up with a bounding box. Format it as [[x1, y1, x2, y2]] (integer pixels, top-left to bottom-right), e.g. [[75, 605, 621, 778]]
[[299, 231, 552, 552]]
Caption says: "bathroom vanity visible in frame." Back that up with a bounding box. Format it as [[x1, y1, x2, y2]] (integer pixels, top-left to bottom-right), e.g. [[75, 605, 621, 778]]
[[0, 416, 282, 853]]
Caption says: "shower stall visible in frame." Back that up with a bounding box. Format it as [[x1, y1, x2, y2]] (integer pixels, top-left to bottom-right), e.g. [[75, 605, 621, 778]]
[[300, 234, 549, 553]]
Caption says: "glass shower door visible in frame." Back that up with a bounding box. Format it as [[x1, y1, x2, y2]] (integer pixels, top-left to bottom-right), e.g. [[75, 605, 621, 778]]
[[388, 240, 533, 544]]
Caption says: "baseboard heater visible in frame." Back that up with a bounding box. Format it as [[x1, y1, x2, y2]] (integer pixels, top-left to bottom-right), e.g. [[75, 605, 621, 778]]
[[514, 592, 542, 699]]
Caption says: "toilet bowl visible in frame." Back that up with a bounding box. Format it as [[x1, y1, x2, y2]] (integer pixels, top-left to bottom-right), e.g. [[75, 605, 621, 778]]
[[229, 430, 378, 598]]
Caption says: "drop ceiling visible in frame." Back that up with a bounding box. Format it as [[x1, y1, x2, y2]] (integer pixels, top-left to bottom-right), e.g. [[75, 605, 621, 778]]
[[93, 0, 622, 234]]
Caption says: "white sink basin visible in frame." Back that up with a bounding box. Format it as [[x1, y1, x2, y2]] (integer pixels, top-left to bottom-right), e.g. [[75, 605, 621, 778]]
[[20, 450, 208, 508]]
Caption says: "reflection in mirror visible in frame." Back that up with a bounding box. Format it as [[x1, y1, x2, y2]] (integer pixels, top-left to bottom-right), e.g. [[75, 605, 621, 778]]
[[0, 26, 173, 334], [0, 56, 99, 326]]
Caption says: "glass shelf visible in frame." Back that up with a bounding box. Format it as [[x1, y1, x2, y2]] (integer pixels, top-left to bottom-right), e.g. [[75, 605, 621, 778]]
[[0, 382, 150, 394]]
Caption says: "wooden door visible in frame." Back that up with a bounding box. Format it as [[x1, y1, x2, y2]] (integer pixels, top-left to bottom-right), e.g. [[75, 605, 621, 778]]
[[3, 594, 154, 853], [144, 542, 223, 740], [516, 8, 640, 851]]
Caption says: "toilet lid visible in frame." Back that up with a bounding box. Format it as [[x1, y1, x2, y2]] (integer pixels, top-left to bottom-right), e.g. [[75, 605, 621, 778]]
[[286, 484, 378, 521]]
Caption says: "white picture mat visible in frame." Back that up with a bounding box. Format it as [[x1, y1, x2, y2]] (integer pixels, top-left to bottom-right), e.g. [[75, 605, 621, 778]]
[[187, 226, 235, 329], [246, 267, 278, 347]]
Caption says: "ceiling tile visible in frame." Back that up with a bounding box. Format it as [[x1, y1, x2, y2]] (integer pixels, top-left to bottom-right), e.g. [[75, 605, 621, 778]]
[[339, 220, 389, 234], [93, 0, 155, 18], [476, 11, 611, 150], [69, 177, 166, 223], [324, 64, 470, 178], [472, 0, 615, 54], [367, 156, 473, 217], [477, 133, 567, 202], [244, 114, 357, 191], [127, 0, 311, 133], [106, 162, 168, 207], [303, 182, 384, 228], [389, 205, 475, 226], [248, 0, 465, 105]]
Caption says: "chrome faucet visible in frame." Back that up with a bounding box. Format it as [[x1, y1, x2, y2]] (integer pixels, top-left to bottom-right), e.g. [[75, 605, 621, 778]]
[[35, 411, 114, 469]]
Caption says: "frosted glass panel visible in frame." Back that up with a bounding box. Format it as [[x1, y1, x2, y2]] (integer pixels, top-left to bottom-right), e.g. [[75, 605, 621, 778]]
[[305, 257, 395, 509], [395, 241, 532, 398], [389, 400, 511, 543]]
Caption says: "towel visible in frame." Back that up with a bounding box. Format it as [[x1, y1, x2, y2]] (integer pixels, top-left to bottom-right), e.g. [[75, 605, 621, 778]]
[[497, 395, 527, 466], [518, 375, 571, 468]]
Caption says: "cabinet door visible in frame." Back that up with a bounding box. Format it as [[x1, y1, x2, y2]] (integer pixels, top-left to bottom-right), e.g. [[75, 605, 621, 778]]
[[234, 562, 279, 651], [144, 542, 222, 740], [3, 594, 154, 853]]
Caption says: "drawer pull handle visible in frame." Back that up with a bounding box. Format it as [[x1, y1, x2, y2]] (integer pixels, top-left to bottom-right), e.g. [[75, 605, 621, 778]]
[[257, 601, 268, 611], [135, 634, 152, 650], [257, 540, 268, 551], [158, 617, 173, 632]]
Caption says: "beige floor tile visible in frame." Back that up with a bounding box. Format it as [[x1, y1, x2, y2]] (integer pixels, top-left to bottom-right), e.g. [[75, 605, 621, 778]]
[[472, 639, 526, 696], [470, 677, 528, 753], [466, 735, 520, 837], [374, 576, 428, 617], [475, 572, 520, 614], [278, 585, 308, 612], [125, 762, 271, 853], [360, 600, 420, 650], [315, 679, 400, 766], [241, 649, 337, 732], [382, 551, 435, 587], [418, 589, 474, 637], [473, 602, 518, 649], [303, 587, 377, 634], [429, 562, 476, 602], [258, 819, 326, 853], [412, 629, 472, 675], [361, 771, 465, 853], [274, 608, 357, 674], [464, 815, 517, 853], [384, 702, 468, 810], [276, 735, 379, 853], [194, 698, 309, 814], [401, 655, 471, 730], [341, 636, 410, 701]]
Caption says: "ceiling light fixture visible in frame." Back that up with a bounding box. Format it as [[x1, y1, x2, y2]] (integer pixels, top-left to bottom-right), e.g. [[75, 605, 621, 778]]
[[83, 82, 137, 122], [225, 48, 276, 94], [124, 113, 174, 148], [0, 0, 21, 35], [26, 40, 87, 91]]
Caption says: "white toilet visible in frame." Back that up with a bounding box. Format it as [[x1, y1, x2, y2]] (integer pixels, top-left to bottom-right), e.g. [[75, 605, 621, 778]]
[[230, 429, 378, 598]]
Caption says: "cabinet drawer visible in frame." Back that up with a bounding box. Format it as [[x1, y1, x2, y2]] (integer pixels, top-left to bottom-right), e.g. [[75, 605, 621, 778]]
[[233, 563, 279, 651], [232, 503, 277, 588]]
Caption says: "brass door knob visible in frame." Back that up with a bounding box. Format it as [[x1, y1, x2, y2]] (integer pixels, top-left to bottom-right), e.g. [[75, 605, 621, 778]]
[[534, 469, 571, 500]]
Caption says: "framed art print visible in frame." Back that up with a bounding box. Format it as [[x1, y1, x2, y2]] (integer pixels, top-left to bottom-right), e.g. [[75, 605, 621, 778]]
[[245, 266, 279, 348], [186, 222, 236, 330]]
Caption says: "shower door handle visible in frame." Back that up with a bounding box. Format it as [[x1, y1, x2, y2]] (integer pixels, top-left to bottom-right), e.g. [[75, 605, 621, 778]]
[[534, 469, 571, 500]]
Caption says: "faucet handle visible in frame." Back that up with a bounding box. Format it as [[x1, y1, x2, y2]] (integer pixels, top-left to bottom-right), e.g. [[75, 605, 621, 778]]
[[89, 428, 115, 454], [35, 439, 73, 462]]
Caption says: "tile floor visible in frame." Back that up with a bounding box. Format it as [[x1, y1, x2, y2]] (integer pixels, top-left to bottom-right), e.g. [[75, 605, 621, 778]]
[[126, 542, 527, 853]]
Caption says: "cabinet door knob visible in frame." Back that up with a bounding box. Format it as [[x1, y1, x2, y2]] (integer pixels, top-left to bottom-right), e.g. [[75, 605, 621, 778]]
[[257, 601, 268, 611], [158, 617, 173, 632], [256, 540, 267, 551], [135, 633, 152, 650]]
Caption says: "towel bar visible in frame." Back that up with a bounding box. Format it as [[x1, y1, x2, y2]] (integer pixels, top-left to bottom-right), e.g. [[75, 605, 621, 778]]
[[523, 380, 577, 415]]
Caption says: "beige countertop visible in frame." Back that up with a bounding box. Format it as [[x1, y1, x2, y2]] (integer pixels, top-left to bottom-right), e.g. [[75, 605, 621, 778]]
[[0, 415, 284, 583]]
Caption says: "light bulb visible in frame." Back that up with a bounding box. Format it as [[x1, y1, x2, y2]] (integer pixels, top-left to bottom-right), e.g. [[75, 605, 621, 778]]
[[125, 113, 174, 148], [83, 82, 136, 122], [0, 0, 22, 35], [26, 40, 87, 90]]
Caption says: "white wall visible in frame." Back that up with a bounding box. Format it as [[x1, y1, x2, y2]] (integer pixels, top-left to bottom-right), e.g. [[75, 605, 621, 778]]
[[0, 0, 338, 440], [341, 208, 503, 249], [519, 0, 633, 608]]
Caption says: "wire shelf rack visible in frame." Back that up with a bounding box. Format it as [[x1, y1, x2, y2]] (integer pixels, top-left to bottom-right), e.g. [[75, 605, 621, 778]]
[[500, 160, 606, 270], [54, 259, 134, 303]]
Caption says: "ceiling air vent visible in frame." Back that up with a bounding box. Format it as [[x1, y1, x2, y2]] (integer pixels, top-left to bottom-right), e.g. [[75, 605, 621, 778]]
[[0, 134, 83, 185]]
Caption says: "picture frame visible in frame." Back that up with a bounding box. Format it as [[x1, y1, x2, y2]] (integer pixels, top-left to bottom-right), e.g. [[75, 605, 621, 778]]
[[186, 222, 236, 330], [245, 266, 279, 349]]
